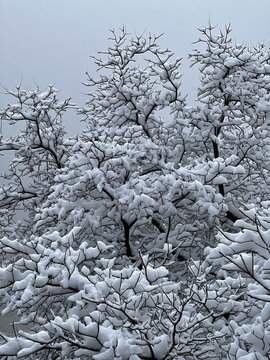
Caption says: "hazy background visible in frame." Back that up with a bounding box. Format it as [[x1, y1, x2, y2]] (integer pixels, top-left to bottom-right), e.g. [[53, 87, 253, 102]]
[[1, 0, 270, 137]]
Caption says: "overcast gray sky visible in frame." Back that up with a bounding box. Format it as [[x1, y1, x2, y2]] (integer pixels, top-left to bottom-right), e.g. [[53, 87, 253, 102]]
[[0, 0, 270, 134]]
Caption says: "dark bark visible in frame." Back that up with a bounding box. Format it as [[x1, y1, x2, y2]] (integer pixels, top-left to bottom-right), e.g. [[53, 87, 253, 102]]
[[121, 217, 136, 258]]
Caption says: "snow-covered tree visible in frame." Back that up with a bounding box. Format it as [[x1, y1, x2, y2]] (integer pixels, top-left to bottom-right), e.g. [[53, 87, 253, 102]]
[[0, 85, 73, 238], [204, 202, 270, 359], [0, 24, 270, 359], [188, 24, 270, 215]]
